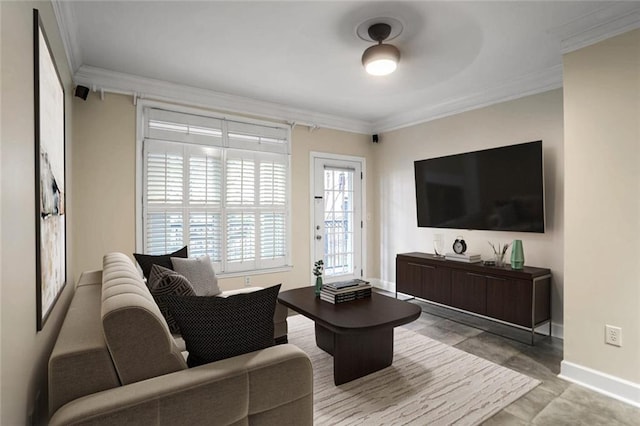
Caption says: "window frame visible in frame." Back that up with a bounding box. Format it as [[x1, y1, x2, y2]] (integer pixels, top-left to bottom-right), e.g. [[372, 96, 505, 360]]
[[136, 100, 292, 277]]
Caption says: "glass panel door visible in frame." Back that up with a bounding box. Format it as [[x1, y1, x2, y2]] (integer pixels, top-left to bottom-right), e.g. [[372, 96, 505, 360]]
[[313, 156, 362, 282]]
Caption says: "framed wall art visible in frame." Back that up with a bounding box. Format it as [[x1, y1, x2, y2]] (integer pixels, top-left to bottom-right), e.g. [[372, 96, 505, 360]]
[[34, 9, 66, 331]]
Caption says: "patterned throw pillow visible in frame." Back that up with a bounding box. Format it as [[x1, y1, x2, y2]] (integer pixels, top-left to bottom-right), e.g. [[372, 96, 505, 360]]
[[171, 255, 221, 296], [133, 246, 188, 280], [166, 285, 281, 367], [148, 264, 196, 334]]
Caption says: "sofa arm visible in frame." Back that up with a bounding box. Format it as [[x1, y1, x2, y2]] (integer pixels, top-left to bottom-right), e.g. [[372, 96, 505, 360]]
[[49, 344, 313, 426]]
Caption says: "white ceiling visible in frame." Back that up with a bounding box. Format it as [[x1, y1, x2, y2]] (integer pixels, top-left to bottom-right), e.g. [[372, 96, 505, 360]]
[[54, 1, 640, 133]]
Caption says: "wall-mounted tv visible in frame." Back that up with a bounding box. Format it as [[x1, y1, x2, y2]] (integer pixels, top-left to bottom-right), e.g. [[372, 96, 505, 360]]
[[414, 140, 545, 233]]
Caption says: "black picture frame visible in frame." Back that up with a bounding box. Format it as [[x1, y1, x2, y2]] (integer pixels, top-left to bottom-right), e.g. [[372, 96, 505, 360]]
[[34, 9, 67, 331]]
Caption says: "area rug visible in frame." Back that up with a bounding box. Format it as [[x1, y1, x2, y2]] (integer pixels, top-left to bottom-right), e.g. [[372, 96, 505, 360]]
[[287, 314, 539, 426]]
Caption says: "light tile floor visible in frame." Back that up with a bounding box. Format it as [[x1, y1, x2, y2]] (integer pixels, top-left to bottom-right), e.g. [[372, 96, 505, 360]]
[[394, 297, 640, 425]]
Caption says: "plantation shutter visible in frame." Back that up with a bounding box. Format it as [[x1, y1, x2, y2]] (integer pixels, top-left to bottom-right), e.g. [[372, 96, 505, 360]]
[[187, 145, 223, 265], [225, 151, 257, 271], [142, 107, 290, 274], [144, 142, 185, 255], [259, 158, 287, 268]]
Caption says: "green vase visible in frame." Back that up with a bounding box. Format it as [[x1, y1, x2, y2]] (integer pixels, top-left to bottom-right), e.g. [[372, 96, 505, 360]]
[[511, 239, 525, 270], [315, 276, 323, 296]]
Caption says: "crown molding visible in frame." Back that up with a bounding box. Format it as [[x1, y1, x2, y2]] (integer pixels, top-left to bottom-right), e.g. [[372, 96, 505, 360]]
[[56, 2, 639, 136], [373, 64, 563, 133], [51, 0, 81, 73], [75, 63, 562, 137], [73, 66, 374, 135], [549, 3, 640, 54]]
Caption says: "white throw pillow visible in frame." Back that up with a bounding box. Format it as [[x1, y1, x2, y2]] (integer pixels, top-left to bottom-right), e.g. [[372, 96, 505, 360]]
[[171, 255, 221, 296]]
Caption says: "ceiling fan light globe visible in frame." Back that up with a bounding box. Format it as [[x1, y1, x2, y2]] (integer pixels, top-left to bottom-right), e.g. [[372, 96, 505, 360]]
[[365, 59, 397, 76], [362, 43, 400, 76]]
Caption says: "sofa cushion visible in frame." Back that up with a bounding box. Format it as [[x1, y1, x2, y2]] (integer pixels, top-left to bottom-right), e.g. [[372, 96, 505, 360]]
[[171, 255, 221, 296], [133, 246, 188, 280], [148, 265, 196, 334], [167, 285, 281, 367]]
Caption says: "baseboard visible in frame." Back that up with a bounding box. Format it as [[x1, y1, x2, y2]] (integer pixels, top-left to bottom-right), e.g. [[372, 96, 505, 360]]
[[551, 323, 564, 339], [370, 278, 394, 293], [536, 322, 564, 339], [559, 361, 640, 408]]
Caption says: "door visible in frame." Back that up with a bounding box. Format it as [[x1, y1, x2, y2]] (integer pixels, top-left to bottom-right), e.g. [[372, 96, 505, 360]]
[[312, 154, 363, 283], [451, 271, 487, 315]]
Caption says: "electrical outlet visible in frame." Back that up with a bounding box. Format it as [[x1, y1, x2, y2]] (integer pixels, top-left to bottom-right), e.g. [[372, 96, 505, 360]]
[[605, 325, 622, 347], [244, 276, 251, 287]]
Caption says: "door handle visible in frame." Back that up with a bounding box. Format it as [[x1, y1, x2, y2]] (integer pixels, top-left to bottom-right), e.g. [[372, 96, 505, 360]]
[[316, 235, 322, 240]]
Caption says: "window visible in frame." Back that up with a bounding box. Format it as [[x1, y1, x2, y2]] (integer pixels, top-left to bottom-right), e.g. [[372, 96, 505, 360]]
[[141, 107, 291, 274]]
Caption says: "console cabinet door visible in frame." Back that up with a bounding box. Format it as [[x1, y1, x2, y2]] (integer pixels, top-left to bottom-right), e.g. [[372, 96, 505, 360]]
[[396, 260, 423, 298], [486, 277, 532, 327], [423, 266, 451, 305], [451, 271, 486, 315], [397, 259, 452, 303]]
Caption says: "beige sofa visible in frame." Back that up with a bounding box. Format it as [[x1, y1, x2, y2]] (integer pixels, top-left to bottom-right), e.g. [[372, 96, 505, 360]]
[[48, 252, 313, 425]]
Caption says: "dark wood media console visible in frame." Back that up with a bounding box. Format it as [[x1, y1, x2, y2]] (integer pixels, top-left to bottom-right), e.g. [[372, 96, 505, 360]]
[[396, 252, 552, 344]]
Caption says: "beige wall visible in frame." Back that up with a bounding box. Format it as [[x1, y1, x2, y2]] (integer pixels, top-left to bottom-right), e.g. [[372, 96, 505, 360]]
[[374, 90, 565, 333], [1, 1, 75, 424], [563, 30, 640, 383], [71, 93, 136, 281], [71, 95, 379, 291]]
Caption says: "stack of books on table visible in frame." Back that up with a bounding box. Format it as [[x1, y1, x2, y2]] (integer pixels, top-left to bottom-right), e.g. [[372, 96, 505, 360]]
[[444, 252, 482, 263], [320, 279, 372, 304]]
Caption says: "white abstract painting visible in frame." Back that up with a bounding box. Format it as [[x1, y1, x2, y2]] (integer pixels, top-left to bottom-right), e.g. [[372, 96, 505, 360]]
[[35, 10, 66, 330]]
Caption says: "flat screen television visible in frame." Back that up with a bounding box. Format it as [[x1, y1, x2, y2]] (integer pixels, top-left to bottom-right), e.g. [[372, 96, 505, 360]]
[[414, 140, 545, 233]]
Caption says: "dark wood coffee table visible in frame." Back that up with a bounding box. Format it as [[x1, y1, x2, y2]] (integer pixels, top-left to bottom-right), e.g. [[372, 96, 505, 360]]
[[278, 287, 421, 385]]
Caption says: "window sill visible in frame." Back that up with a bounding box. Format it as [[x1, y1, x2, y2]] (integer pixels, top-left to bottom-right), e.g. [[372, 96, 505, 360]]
[[218, 265, 293, 279]]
